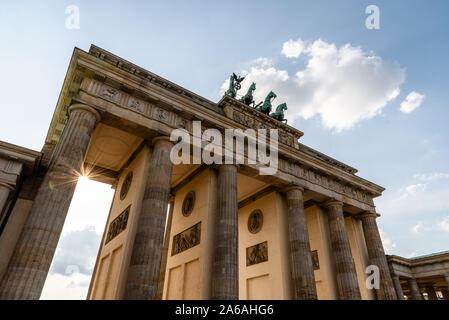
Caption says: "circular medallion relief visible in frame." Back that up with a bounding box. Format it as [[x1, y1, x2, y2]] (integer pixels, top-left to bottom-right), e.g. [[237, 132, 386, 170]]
[[120, 171, 133, 200], [248, 209, 263, 234], [182, 191, 195, 217]]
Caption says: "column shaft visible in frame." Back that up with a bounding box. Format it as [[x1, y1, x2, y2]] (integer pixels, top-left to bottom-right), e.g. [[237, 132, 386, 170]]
[[324, 200, 361, 300], [156, 196, 175, 300], [211, 165, 238, 300], [407, 278, 423, 300], [124, 137, 174, 300], [360, 213, 397, 300], [0, 104, 99, 299], [391, 275, 405, 300], [285, 186, 317, 299]]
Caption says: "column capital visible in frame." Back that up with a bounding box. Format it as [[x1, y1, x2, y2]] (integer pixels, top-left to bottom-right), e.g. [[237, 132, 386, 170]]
[[391, 273, 399, 280], [212, 163, 239, 172], [322, 199, 344, 209], [358, 211, 380, 220], [282, 184, 305, 194], [152, 135, 174, 146], [68, 103, 101, 123]]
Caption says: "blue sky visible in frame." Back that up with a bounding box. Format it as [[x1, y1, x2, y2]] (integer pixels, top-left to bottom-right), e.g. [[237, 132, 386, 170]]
[[1, 1, 449, 299]]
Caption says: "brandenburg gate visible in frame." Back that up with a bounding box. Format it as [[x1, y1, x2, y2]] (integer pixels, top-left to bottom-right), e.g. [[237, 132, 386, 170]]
[[0, 45, 397, 300]]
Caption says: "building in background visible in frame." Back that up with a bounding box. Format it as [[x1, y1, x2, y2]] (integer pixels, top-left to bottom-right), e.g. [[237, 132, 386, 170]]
[[388, 251, 449, 300]]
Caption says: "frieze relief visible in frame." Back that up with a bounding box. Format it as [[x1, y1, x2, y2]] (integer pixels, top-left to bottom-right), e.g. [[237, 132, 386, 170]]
[[127, 97, 146, 114], [278, 157, 372, 205], [87, 79, 192, 129], [176, 117, 189, 130], [246, 241, 268, 266], [231, 110, 298, 150], [172, 222, 201, 256], [88, 80, 151, 117], [105, 205, 130, 244], [153, 107, 171, 124], [222, 98, 301, 150], [101, 87, 119, 102]]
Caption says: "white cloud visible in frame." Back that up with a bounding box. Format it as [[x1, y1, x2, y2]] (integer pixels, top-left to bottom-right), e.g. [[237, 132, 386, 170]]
[[223, 38, 405, 132], [40, 177, 112, 300], [281, 38, 305, 58], [252, 57, 273, 67], [49, 227, 102, 276], [413, 173, 449, 182], [376, 174, 449, 217], [41, 273, 91, 300], [400, 91, 425, 113], [398, 183, 427, 200], [296, 40, 404, 131], [439, 216, 449, 233], [379, 228, 396, 252], [411, 221, 423, 233]]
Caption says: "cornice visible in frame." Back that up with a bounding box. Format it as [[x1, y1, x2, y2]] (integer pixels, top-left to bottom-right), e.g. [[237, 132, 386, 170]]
[[387, 251, 449, 268], [88, 45, 219, 113], [0, 140, 42, 175], [298, 143, 357, 174]]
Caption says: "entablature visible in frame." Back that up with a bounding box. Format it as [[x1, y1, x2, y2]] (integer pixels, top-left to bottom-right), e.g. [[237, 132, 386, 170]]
[[43, 44, 385, 210]]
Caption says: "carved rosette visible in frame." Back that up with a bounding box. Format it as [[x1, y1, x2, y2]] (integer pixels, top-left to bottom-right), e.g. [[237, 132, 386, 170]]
[[248, 209, 263, 234], [120, 171, 133, 200], [182, 191, 195, 217]]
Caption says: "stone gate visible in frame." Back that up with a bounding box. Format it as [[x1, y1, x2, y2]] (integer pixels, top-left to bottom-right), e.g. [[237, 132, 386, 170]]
[[0, 45, 397, 300]]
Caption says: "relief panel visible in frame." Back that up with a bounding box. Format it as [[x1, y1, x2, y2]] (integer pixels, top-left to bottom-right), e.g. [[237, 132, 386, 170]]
[[171, 222, 201, 256]]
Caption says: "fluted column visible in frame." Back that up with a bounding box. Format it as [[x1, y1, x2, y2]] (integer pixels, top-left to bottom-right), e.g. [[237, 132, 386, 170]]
[[284, 186, 317, 300], [359, 212, 397, 300], [324, 200, 361, 300], [211, 164, 238, 300], [391, 273, 405, 300], [391, 274, 405, 300], [408, 278, 423, 300], [0, 104, 100, 300], [0, 182, 14, 217], [124, 136, 174, 300], [424, 283, 438, 300], [156, 195, 175, 300]]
